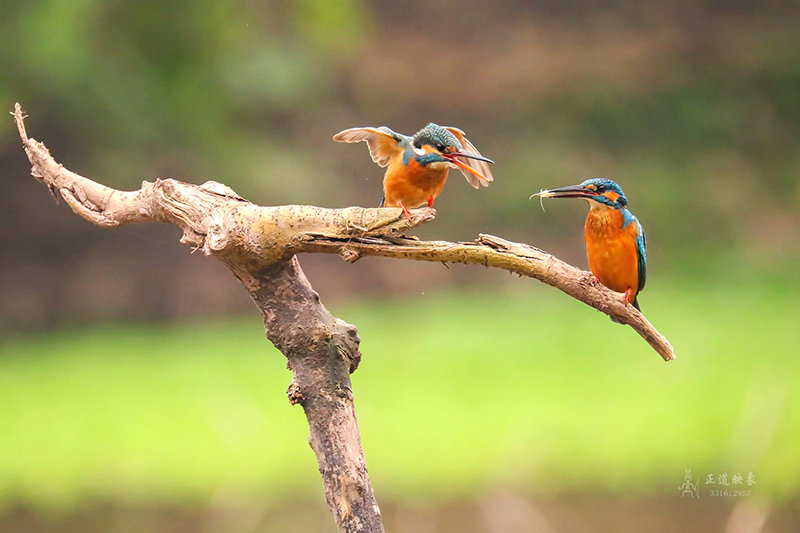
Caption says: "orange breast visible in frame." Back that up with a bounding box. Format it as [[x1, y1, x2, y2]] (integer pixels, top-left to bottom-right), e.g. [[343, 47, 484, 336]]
[[584, 208, 640, 296], [382, 155, 449, 208]]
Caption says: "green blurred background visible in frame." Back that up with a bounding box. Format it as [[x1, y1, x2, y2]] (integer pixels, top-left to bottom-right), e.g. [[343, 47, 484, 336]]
[[1, 1, 799, 531]]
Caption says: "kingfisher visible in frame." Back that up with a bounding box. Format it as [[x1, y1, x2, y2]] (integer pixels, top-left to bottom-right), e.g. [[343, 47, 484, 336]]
[[534, 178, 647, 313], [333, 123, 494, 219]]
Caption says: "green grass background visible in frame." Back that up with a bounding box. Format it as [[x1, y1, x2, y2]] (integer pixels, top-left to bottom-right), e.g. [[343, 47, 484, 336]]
[[1, 275, 797, 511]]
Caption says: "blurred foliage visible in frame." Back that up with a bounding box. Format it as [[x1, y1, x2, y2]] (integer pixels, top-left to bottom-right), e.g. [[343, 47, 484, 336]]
[[2, 0, 800, 332], [1, 0, 798, 237], [0, 278, 798, 510], [1, 2, 799, 525], [0, 0, 370, 192]]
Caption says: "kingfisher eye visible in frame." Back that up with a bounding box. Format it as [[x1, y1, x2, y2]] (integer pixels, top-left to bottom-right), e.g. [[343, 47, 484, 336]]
[[595, 184, 606, 193], [436, 143, 446, 152]]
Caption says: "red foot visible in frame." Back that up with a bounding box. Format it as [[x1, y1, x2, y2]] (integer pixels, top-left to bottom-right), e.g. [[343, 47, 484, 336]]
[[399, 202, 413, 222], [624, 288, 634, 304], [590, 274, 600, 284], [427, 196, 434, 208]]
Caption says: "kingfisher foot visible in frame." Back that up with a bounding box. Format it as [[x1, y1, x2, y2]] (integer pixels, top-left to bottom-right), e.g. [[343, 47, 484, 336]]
[[399, 202, 413, 222], [427, 196, 434, 208], [590, 274, 600, 284], [624, 288, 634, 304]]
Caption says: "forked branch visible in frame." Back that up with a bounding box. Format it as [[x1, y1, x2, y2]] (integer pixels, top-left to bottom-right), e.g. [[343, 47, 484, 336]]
[[12, 105, 673, 360], [12, 102, 675, 531]]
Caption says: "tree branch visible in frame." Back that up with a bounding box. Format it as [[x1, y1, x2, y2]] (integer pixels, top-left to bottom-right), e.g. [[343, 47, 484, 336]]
[[12, 102, 675, 530], [298, 233, 674, 361], [13, 103, 389, 532]]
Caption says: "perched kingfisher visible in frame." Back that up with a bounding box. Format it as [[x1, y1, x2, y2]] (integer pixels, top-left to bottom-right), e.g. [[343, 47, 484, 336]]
[[333, 123, 494, 218], [535, 178, 647, 313]]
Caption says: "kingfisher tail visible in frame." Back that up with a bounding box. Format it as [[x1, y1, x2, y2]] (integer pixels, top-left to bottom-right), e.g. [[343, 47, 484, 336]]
[[611, 297, 640, 324]]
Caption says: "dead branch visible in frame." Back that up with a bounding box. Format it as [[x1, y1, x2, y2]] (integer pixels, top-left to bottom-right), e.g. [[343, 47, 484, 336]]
[[298, 234, 674, 361], [12, 102, 675, 531], [13, 103, 388, 533]]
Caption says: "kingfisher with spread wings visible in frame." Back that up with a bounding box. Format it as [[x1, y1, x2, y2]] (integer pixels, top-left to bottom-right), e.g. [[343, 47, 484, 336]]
[[333, 123, 494, 219]]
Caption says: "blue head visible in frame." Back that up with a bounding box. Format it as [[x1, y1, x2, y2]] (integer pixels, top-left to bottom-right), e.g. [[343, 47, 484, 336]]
[[412, 123, 463, 153], [537, 178, 628, 209], [411, 123, 493, 182]]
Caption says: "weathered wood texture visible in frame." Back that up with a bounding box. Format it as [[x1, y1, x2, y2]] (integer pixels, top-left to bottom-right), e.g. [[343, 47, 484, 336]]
[[13, 103, 675, 532], [14, 104, 387, 533]]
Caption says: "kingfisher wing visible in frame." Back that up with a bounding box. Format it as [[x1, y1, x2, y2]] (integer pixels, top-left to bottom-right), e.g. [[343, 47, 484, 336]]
[[332, 127, 409, 168], [444, 126, 494, 188], [635, 218, 647, 294]]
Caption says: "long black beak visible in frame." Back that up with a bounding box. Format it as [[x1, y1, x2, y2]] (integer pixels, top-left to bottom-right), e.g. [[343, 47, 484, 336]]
[[533, 183, 597, 200], [451, 150, 494, 164], [442, 150, 493, 183]]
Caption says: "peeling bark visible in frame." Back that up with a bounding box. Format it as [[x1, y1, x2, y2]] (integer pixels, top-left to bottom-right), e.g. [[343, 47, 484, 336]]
[[14, 104, 387, 533], [244, 258, 381, 531]]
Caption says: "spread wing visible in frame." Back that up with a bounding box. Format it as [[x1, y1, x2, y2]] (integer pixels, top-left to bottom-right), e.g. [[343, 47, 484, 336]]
[[444, 126, 494, 188], [332, 127, 409, 168]]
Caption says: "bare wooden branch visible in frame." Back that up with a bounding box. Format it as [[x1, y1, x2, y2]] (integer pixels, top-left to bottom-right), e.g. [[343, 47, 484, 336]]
[[13, 103, 388, 533], [12, 102, 676, 530], [297, 233, 674, 361], [241, 257, 383, 530]]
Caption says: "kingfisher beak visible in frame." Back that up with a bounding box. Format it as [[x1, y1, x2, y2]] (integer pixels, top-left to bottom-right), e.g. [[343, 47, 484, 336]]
[[532, 183, 598, 200], [453, 150, 494, 164], [443, 151, 494, 182]]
